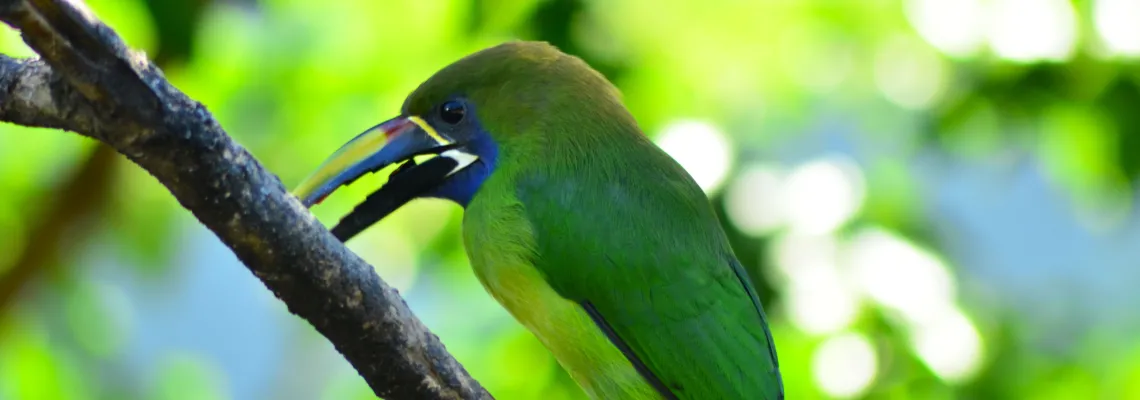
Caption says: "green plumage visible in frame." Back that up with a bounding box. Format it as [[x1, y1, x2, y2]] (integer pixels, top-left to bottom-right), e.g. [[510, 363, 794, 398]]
[[406, 41, 783, 399]]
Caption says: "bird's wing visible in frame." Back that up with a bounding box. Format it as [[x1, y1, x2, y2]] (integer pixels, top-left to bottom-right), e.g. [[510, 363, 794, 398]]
[[516, 153, 783, 400]]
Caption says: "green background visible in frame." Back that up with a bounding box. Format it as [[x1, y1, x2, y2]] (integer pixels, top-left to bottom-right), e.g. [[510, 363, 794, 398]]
[[2, 0, 1139, 399]]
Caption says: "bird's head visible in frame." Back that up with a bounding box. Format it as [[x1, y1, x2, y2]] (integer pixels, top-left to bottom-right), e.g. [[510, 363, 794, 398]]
[[292, 41, 628, 241]]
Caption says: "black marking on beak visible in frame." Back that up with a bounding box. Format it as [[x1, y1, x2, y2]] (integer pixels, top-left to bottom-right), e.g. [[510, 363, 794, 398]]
[[330, 155, 460, 242]]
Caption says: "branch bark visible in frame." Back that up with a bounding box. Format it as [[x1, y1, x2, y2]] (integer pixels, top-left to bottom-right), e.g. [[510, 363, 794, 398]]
[[0, 1, 491, 399]]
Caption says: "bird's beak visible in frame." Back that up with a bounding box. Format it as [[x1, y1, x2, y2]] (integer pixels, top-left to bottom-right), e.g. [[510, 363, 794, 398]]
[[292, 115, 478, 241]]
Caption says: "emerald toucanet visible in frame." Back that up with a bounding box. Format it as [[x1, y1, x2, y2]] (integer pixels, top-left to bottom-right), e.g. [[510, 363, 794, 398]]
[[293, 41, 783, 400]]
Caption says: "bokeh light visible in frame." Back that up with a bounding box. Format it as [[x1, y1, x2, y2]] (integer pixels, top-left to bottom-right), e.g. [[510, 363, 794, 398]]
[[812, 332, 878, 398], [874, 35, 947, 110], [987, 0, 1078, 62], [783, 155, 865, 235], [1093, 0, 1140, 57], [724, 164, 787, 237], [654, 119, 734, 193], [772, 231, 840, 284], [784, 262, 862, 336], [846, 228, 956, 326], [905, 0, 987, 58], [910, 308, 985, 383]]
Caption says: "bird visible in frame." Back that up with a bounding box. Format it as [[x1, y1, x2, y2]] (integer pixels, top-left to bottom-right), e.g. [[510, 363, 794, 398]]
[[292, 41, 783, 400]]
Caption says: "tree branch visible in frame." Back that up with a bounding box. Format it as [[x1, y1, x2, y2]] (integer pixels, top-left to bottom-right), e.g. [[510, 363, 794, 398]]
[[0, 1, 491, 399]]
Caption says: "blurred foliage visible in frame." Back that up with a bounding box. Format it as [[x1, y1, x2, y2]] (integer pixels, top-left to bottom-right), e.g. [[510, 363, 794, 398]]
[[3, 0, 1140, 399]]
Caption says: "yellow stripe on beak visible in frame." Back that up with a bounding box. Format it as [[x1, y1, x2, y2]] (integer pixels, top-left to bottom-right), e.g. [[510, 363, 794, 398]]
[[409, 116, 451, 146], [292, 115, 450, 207]]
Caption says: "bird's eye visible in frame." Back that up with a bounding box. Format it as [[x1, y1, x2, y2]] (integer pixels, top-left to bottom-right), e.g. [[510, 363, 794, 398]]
[[439, 100, 466, 125]]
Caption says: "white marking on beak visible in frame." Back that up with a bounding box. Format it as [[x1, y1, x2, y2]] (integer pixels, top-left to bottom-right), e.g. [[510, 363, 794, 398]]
[[441, 149, 479, 176]]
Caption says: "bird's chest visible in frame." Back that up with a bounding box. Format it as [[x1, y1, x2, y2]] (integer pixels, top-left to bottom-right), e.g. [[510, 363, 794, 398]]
[[461, 193, 659, 399], [461, 195, 555, 327]]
